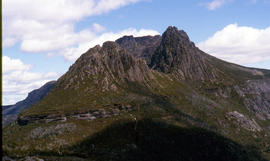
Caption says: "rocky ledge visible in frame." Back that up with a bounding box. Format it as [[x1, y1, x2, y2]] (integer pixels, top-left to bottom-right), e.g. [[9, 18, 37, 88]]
[[226, 111, 262, 132], [234, 79, 270, 120], [18, 104, 133, 126]]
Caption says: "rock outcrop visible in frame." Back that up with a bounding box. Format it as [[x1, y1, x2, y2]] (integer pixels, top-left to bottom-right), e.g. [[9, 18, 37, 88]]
[[234, 79, 270, 120], [226, 111, 262, 132], [18, 104, 133, 125]]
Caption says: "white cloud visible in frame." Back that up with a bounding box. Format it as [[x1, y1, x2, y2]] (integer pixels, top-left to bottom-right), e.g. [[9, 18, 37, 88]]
[[2, 0, 142, 52], [2, 56, 59, 105], [3, 56, 32, 73], [3, 0, 140, 23], [197, 24, 270, 65], [19, 22, 96, 52], [2, 0, 157, 59], [3, 95, 26, 106], [60, 28, 160, 61], [206, 0, 226, 10]]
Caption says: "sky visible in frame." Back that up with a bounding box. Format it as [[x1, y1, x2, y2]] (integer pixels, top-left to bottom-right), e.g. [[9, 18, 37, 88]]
[[2, 0, 270, 105]]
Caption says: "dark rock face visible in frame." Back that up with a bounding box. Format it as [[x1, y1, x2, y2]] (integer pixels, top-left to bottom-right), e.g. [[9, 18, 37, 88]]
[[150, 26, 219, 81], [2, 81, 56, 127], [116, 35, 161, 65]]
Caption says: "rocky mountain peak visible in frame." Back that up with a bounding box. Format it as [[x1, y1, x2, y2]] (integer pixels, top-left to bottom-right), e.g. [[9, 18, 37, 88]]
[[150, 26, 218, 81], [56, 39, 153, 94], [163, 26, 190, 42]]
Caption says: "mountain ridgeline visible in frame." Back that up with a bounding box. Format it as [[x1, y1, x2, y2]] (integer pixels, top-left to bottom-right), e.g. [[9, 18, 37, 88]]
[[3, 26, 270, 161]]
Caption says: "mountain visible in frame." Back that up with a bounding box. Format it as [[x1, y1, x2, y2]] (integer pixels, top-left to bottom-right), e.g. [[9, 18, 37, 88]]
[[3, 26, 270, 161], [2, 81, 56, 127]]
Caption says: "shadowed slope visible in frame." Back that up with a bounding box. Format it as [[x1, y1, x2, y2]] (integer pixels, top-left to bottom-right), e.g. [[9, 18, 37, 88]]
[[71, 119, 266, 161]]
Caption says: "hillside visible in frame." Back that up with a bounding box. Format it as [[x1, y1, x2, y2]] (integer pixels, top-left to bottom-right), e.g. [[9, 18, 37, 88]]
[[3, 26, 270, 161]]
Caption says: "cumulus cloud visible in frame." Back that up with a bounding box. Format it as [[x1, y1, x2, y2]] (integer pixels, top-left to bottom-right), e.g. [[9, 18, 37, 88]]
[[3, 0, 140, 23], [3, 56, 32, 73], [197, 24, 270, 65], [3, 0, 142, 52], [2, 56, 59, 105], [18, 22, 96, 52]]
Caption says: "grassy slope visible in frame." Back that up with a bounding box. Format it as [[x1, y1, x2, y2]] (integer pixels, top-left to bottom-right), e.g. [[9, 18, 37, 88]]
[[3, 70, 270, 160], [3, 105, 269, 161]]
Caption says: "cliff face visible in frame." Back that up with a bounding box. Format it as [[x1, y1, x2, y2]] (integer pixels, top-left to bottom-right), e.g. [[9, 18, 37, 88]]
[[3, 26, 270, 161], [116, 35, 161, 65]]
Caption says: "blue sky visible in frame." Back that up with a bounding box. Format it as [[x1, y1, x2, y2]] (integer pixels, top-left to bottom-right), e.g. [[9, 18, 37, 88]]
[[2, 0, 270, 105]]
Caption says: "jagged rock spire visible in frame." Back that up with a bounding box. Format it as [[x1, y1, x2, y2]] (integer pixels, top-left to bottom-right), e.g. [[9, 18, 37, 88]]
[[150, 26, 218, 81]]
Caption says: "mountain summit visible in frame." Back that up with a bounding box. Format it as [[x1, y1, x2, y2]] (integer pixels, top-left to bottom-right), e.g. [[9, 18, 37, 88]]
[[3, 26, 270, 161], [150, 26, 220, 81]]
